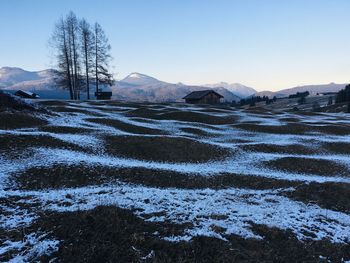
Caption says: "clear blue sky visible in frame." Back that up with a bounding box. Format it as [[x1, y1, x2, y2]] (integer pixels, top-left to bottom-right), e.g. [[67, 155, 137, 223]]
[[0, 0, 349, 91]]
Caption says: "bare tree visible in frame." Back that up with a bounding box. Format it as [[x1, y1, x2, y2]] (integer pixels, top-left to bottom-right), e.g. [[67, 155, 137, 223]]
[[66, 11, 82, 100], [80, 19, 94, 99], [50, 17, 74, 99], [94, 22, 114, 94], [51, 13, 113, 100]]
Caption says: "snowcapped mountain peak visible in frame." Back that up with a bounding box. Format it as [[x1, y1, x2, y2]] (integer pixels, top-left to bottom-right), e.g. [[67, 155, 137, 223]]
[[121, 72, 162, 86], [128, 72, 144, 79], [0, 67, 55, 90], [203, 82, 257, 98], [0, 67, 27, 78], [0, 66, 25, 72]]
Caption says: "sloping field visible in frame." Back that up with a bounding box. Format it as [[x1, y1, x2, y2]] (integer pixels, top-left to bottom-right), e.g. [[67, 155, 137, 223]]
[[1, 100, 350, 262]]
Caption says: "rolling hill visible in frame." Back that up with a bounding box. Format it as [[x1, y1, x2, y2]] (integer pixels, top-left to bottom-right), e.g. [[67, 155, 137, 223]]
[[256, 83, 347, 98]]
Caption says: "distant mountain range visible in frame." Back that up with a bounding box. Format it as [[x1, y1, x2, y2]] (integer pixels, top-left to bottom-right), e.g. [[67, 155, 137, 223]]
[[0, 67, 242, 102], [0, 67, 347, 101], [0, 67, 56, 91], [256, 83, 348, 98], [113, 72, 241, 102], [203, 82, 256, 98]]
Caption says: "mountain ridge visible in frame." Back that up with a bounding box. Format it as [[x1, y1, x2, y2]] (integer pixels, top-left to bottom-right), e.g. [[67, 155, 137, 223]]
[[1, 67, 347, 101], [114, 72, 241, 102], [255, 82, 348, 98], [203, 82, 257, 98]]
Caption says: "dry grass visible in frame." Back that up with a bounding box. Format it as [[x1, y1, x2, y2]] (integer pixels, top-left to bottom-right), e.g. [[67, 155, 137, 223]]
[[180, 127, 215, 137], [40, 125, 94, 134], [285, 182, 350, 214], [47, 106, 103, 115], [0, 134, 85, 159], [243, 107, 273, 114], [314, 124, 350, 135], [0, 112, 48, 129], [37, 100, 69, 106], [234, 122, 350, 135], [3, 206, 347, 262], [3, 100, 350, 262], [279, 117, 301, 122], [157, 111, 237, 125], [104, 135, 231, 163], [125, 107, 161, 118], [86, 118, 166, 135], [13, 164, 298, 190], [239, 144, 318, 155], [126, 108, 237, 124], [234, 123, 310, 135], [264, 157, 350, 177], [322, 142, 350, 155]]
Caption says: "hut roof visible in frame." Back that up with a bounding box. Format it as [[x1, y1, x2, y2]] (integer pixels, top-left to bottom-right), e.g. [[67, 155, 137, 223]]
[[183, 90, 223, 100], [15, 90, 39, 99]]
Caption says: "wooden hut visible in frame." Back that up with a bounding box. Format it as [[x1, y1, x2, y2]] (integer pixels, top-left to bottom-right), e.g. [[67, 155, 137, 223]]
[[14, 90, 40, 99], [183, 90, 223, 104], [95, 91, 112, 100]]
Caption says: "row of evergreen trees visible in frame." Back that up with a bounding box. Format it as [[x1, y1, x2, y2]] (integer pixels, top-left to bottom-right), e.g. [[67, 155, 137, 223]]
[[50, 11, 114, 100], [289, 91, 310, 99], [239, 95, 277, 106], [335, 84, 350, 103]]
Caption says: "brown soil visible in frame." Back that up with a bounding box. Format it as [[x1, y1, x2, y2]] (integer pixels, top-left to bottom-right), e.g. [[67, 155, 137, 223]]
[[104, 135, 231, 163]]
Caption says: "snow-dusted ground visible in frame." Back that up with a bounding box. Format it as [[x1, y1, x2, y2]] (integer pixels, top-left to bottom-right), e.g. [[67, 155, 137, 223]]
[[1, 101, 350, 261]]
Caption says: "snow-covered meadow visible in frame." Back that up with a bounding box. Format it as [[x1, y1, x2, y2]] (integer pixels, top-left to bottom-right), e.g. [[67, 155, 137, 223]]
[[1, 100, 350, 261]]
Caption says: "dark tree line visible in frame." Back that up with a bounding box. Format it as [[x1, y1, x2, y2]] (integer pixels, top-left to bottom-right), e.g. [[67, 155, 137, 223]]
[[335, 84, 350, 112], [335, 84, 350, 103], [50, 11, 114, 100], [239, 95, 277, 106], [289, 91, 309, 99]]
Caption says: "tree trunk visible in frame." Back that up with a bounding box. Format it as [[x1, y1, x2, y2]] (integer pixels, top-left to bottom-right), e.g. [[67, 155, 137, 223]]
[[62, 26, 73, 99], [84, 36, 90, 100], [72, 27, 78, 100], [95, 25, 99, 95]]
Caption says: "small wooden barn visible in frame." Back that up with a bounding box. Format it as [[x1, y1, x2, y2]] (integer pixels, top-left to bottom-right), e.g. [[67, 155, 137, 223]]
[[95, 91, 112, 100], [183, 90, 223, 104], [15, 90, 40, 99]]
